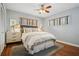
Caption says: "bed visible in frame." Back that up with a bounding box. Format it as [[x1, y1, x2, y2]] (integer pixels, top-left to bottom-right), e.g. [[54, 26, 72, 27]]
[[21, 25, 56, 54]]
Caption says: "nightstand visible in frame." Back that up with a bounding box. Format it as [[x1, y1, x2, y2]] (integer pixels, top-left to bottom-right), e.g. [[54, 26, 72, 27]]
[[6, 31, 21, 43]]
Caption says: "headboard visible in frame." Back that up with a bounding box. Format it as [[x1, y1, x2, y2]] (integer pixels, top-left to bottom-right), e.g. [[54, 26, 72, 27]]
[[20, 17, 38, 26], [20, 17, 39, 33]]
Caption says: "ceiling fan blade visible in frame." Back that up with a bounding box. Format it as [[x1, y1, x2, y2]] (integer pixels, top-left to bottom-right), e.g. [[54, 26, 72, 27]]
[[45, 10, 50, 13], [46, 5, 52, 9]]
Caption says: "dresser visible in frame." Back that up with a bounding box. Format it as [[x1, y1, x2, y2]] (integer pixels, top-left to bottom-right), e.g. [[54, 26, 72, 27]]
[[6, 31, 21, 43]]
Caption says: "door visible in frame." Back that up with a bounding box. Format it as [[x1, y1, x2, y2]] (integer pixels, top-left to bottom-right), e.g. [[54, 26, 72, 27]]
[[0, 3, 6, 55]]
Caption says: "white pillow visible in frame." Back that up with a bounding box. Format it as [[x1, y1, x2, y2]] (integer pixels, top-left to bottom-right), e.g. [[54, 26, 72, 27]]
[[23, 28, 32, 33]]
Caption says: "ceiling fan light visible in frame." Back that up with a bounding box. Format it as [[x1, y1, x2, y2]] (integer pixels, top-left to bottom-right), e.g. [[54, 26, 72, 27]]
[[39, 10, 47, 14], [42, 10, 46, 13]]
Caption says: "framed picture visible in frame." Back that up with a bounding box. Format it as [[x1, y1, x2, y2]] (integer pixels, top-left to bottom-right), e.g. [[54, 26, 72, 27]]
[[10, 19, 17, 26]]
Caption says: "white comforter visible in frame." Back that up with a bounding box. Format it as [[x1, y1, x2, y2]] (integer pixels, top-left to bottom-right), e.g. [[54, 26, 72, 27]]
[[21, 32, 56, 54]]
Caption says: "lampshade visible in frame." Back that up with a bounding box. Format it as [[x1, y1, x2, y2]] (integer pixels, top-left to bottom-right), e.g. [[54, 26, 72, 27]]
[[14, 24, 21, 32], [14, 24, 20, 29]]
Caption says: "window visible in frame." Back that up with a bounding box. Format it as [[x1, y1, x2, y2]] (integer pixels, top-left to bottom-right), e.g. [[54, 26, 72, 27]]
[[49, 16, 68, 26]]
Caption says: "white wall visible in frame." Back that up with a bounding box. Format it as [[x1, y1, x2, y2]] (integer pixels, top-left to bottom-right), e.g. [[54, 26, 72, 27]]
[[44, 7, 79, 45], [0, 3, 6, 55], [6, 9, 43, 31]]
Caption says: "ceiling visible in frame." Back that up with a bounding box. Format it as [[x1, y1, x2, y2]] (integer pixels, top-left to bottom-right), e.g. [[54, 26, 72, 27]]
[[5, 3, 79, 18]]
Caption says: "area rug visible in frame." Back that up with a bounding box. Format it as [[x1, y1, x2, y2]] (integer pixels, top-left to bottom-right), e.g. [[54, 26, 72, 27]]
[[11, 43, 64, 56]]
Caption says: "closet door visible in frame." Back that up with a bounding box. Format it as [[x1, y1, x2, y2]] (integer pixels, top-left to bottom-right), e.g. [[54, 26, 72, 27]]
[[0, 3, 6, 55]]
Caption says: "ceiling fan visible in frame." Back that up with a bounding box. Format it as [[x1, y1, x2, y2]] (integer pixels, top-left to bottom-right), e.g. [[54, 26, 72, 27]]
[[36, 4, 52, 14]]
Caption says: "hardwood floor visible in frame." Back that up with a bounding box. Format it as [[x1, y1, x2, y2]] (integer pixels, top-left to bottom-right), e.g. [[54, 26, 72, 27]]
[[1, 42, 79, 56], [53, 42, 79, 56], [1, 42, 22, 56]]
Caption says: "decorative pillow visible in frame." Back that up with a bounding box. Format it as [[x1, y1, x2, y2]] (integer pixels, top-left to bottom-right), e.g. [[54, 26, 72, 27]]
[[23, 27, 43, 33], [23, 28, 32, 33]]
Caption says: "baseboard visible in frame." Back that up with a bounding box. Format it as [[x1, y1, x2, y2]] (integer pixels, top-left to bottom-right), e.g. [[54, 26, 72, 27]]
[[56, 40, 79, 47]]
